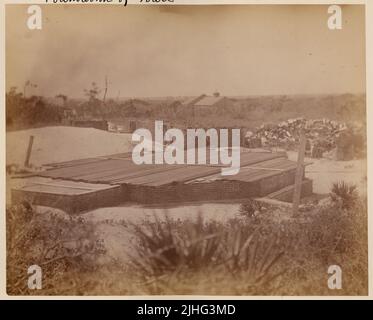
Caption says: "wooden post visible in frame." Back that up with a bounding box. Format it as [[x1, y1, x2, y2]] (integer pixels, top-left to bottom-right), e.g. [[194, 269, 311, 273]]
[[103, 75, 108, 104], [24, 135, 34, 168], [292, 131, 306, 216]]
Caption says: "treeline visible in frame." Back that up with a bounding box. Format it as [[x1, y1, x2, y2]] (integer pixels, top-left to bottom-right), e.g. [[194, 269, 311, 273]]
[[6, 83, 366, 131], [6, 87, 61, 130]]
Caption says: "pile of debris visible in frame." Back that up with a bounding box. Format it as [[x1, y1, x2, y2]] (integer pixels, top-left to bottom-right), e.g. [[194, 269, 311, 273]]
[[244, 118, 365, 159]]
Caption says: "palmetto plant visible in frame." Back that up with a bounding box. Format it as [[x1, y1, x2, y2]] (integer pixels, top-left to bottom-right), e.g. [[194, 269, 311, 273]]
[[331, 181, 358, 209], [127, 214, 223, 277], [221, 226, 285, 288], [127, 213, 285, 289]]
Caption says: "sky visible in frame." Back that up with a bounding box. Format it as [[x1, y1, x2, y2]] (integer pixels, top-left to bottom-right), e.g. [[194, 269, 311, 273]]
[[6, 4, 366, 98]]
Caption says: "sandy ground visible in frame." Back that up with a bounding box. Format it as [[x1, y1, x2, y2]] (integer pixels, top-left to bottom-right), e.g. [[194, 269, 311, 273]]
[[7, 126, 133, 166], [83, 202, 241, 224], [287, 151, 367, 196]]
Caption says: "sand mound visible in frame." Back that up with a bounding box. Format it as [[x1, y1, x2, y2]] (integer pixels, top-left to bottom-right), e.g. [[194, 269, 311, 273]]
[[6, 126, 132, 166]]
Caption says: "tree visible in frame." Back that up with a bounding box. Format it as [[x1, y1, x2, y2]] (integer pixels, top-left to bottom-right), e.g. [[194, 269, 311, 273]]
[[6, 87, 23, 126], [55, 94, 68, 106], [23, 80, 37, 99], [84, 82, 101, 102]]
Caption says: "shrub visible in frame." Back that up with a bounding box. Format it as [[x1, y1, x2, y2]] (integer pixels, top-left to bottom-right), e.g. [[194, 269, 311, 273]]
[[238, 199, 263, 219], [6, 203, 105, 295], [279, 196, 368, 295]]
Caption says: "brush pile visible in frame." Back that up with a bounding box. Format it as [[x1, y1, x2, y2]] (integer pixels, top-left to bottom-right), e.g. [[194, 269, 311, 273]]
[[245, 118, 365, 159]]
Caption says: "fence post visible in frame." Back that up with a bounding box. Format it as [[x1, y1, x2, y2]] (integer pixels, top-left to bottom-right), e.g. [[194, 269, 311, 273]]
[[292, 131, 306, 216], [24, 135, 34, 168]]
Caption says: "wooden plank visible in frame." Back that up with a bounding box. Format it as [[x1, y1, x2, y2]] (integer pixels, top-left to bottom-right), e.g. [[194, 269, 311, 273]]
[[108, 164, 191, 183], [40, 159, 130, 179], [197, 158, 296, 182], [38, 152, 293, 186], [123, 166, 220, 186], [45, 157, 103, 168], [254, 197, 293, 208]]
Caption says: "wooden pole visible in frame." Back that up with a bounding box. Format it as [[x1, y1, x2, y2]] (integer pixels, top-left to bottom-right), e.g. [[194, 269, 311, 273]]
[[292, 131, 306, 216], [24, 135, 34, 168], [103, 75, 108, 104]]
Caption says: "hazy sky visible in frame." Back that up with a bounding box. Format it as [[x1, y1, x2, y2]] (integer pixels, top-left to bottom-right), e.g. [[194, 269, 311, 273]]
[[6, 4, 366, 98]]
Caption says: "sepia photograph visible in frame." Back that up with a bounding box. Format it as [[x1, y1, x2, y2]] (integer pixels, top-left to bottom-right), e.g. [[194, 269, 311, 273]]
[[4, 3, 368, 296]]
